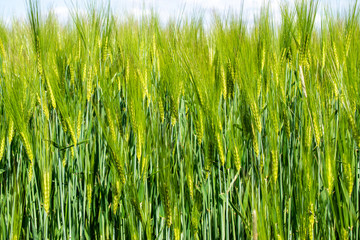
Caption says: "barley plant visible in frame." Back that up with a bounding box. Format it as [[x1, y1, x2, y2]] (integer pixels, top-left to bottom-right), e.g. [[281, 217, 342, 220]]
[[1, 0, 360, 239]]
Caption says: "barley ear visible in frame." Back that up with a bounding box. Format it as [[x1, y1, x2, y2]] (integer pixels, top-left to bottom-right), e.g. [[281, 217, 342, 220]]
[[66, 118, 77, 147], [233, 144, 241, 172], [0, 133, 5, 161], [43, 169, 51, 215], [8, 119, 15, 144], [271, 149, 279, 184]]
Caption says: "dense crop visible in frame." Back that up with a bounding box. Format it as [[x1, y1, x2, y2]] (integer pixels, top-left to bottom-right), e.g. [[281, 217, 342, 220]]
[[0, 0, 360, 239]]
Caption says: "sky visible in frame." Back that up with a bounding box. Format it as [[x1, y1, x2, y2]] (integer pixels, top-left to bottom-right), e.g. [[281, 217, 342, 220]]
[[0, 0, 354, 25]]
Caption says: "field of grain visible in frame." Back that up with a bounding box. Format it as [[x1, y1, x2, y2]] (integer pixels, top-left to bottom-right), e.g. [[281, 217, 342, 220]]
[[0, 0, 359, 239]]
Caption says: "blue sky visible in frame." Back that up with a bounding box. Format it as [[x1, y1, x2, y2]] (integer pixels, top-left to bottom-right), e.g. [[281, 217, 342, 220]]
[[0, 0, 354, 25]]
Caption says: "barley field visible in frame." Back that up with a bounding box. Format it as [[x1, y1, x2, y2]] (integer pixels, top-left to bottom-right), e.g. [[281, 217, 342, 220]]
[[0, 0, 359, 239]]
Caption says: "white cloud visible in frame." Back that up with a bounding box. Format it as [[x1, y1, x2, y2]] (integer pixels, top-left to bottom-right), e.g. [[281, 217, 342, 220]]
[[0, 0, 354, 26], [129, 8, 151, 19], [53, 6, 70, 22]]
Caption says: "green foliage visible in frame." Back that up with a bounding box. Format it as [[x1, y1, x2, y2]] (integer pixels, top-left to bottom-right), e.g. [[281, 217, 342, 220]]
[[0, 0, 360, 239]]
